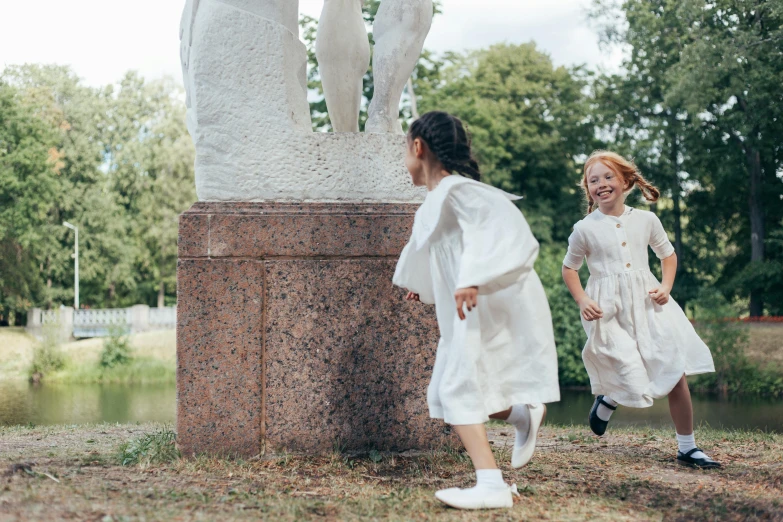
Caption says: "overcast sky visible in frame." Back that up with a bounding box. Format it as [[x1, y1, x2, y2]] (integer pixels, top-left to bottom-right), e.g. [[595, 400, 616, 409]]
[[0, 0, 621, 88]]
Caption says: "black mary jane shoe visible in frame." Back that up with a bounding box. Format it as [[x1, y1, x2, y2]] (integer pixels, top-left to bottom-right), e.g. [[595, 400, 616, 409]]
[[677, 448, 722, 469], [588, 395, 617, 436]]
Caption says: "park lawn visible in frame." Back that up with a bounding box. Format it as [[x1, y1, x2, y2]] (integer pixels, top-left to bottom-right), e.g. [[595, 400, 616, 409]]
[[1, 423, 781, 521], [0, 328, 176, 382], [745, 323, 783, 367]]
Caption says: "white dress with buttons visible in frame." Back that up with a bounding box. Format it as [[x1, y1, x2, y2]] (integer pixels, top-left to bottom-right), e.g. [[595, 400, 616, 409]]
[[394, 175, 560, 425], [563, 206, 714, 408]]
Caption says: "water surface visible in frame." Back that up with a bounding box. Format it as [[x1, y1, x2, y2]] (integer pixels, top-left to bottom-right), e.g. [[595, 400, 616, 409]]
[[1, 381, 781, 432]]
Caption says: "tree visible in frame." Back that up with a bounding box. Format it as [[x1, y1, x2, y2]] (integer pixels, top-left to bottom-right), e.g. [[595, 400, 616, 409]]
[[1, 66, 196, 312], [667, 0, 783, 316], [591, 0, 783, 316], [0, 80, 59, 323], [590, 0, 702, 308], [419, 43, 596, 243]]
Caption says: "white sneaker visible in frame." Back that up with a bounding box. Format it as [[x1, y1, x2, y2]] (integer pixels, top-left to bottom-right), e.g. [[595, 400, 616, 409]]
[[511, 403, 546, 469], [434, 483, 519, 510]]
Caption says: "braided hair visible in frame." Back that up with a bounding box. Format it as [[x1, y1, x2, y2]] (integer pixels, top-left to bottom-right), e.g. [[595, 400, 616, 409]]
[[582, 150, 660, 213], [408, 111, 481, 181]]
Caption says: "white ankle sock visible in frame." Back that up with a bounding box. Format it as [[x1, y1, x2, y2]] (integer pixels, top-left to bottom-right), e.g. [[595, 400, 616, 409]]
[[476, 469, 506, 490], [596, 396, 617, 422], [676, 433, 708, 460], [505, 404, 531, 448]]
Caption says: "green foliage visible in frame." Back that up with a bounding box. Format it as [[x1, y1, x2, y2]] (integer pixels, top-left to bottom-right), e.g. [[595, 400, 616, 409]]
[[99, 328, 132, 369], [29, 330, 67, 378], [591, 0, 783, 316], [118, 427, 180, 467], [0, 66, 196, 314], [44, 357, 175, 385], [0, 79, 60, 322], [535, 246, 590, 387], [419, 43, 595, 243]]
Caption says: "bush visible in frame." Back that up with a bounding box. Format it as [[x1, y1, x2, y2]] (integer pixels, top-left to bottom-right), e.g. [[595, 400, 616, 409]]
[[118, 428, 180, 467], [535, 245, 590, 387], [100, 327, 132, 369], [29, 327, 67, 379]]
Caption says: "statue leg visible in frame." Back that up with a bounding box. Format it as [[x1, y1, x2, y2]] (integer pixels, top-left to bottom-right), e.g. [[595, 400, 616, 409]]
[[316, 0, 371, 132], [366, 0, 433, 134]]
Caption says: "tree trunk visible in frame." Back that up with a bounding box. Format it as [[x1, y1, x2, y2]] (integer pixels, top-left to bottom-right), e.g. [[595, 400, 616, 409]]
[[747, 144, 765, 317], [158, 280, 165, 308], [669, 127, 686, 309]]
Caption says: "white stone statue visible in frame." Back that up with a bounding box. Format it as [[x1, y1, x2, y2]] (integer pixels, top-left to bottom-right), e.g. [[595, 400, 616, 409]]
[[316, 0, 432, 133], [179, 0, 431, 201]]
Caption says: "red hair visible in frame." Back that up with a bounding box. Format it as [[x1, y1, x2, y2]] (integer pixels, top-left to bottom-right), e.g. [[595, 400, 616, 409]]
[[582, 150, 660, 213]]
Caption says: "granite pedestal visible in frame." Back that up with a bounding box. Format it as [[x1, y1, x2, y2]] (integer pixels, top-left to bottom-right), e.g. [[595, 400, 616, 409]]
[[176, 202, 454, 456]]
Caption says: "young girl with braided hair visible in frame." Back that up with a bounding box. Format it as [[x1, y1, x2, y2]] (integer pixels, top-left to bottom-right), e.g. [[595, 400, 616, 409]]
[[562, 150, 720, 469], [393, 111, 560, 510]]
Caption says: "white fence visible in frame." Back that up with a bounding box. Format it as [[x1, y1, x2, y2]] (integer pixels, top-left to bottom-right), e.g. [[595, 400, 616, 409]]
[[26, 305, 176, 340]]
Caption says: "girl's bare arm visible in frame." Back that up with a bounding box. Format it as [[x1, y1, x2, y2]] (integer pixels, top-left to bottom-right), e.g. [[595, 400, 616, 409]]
[[562, 266, 603, 321], [649, 253, 677, 305]]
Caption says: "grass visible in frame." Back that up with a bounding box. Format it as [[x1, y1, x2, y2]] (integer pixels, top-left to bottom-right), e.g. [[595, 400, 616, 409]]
[[118, 428, 180, 467], [745, 323, 783, 366], [0, 329, 175, 383], [1, 422, 781, 521]]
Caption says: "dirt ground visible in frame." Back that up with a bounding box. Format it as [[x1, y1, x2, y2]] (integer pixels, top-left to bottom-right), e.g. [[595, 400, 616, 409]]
[[1, 422, 781, 521]]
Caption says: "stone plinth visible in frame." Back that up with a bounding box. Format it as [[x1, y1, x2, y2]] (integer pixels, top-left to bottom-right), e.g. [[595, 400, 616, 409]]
[[177, 202, 453, 456]]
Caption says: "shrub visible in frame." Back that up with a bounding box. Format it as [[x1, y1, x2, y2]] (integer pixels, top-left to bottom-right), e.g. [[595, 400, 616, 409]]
[[100, 327, 132, 369], [29, 327, 67, 379], [535, 245, 590, 387]]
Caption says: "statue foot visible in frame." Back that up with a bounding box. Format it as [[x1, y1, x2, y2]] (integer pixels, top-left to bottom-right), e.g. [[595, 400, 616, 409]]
[[365, 110, 404, 134]]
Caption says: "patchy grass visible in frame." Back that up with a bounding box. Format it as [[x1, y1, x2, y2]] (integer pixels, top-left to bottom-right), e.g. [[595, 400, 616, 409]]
[[1, 423, 781, 521], [747, 323, 783, 367], [0, 327, 36, 376], [45, 357, 176, 384]]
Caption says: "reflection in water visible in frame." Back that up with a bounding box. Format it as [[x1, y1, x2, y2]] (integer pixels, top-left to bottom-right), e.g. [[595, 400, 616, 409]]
[[0, 380, 175, 426], [0, 381, 781, 432]]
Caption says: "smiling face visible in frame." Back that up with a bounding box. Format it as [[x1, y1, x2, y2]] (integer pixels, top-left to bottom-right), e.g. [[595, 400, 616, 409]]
[[585, 160, 628, 211]]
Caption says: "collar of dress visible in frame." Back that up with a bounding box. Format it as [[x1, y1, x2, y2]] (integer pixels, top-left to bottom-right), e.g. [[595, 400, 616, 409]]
[[411, 175, 522, 251], [593, 205, 634, 220]]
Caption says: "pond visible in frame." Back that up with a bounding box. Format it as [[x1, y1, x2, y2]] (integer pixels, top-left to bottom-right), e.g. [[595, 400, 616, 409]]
[[1, 381, 781, 432]]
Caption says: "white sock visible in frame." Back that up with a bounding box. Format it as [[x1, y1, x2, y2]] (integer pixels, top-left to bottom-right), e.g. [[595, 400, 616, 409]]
[[505, 404, 531, 448], [676, 433, 708, 460], [596, 396, 618, 422], [475, 469, 506, 490]]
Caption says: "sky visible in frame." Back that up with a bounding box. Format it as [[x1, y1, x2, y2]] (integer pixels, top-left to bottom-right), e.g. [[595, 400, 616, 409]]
[[0, 0, 622, 88]]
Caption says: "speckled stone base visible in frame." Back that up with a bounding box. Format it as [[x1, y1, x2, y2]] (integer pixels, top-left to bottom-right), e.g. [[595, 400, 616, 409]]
[[176, 202, 455, 456]]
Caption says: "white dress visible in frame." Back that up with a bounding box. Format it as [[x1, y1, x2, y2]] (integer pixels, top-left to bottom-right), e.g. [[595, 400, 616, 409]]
[[563, 205, 715, 408], [393, 175, 560, 425]]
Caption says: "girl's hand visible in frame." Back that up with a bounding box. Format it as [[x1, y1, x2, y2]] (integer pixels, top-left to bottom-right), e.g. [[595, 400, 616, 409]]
[[649, 286, 671, 305], [578, 297, 603, 321], [405, 291, 420, 302], [454, 286, 478, 320]]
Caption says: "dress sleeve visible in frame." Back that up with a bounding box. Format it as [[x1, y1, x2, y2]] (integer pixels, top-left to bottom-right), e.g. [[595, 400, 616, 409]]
[[649, 213, 675, 260], [392, 240, 436, 304], [563, 226, 587, 270], [449, 184, 539, 293]]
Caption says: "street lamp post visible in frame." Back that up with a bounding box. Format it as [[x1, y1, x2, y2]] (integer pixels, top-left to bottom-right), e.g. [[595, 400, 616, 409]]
[[63, 222, 79, 309]]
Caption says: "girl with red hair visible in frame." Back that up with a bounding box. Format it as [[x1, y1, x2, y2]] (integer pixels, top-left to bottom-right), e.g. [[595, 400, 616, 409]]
[[562, 150, 720, 469]]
